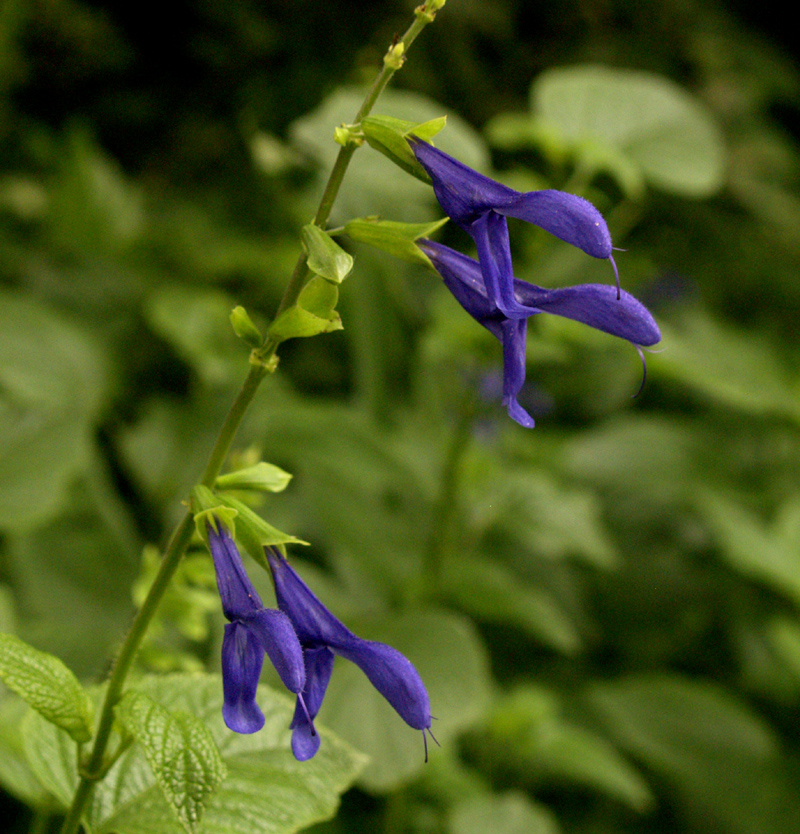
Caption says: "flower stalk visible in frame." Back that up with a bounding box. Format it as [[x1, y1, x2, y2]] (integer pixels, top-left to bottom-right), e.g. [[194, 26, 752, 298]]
[[57, 5, 444, 832]]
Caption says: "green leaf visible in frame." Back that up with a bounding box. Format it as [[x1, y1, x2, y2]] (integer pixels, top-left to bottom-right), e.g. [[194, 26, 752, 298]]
[[588, 674, 788, 834], [229, 306, 263, 349], [699, 491, 800, 606], [655, 311, 800, 423], [267, 276, 343, 342], [321, 609, 491, 792], [217, 493, 307, 570], [145, 286, 242, 385], [301, 225, 354, 284], [0, 291, 109, 531], [440, 553, 581, 654], [0, 696, 52, 808], [215, 462, 293, 493], [532, 65, 726, 197], [485, 685, 654, 812], [449, 791, 560, 834], [116, 690, 226, 834], [19, 673, 366, 834], [344, 216, 449, 266], [0, 633, 93, 743]]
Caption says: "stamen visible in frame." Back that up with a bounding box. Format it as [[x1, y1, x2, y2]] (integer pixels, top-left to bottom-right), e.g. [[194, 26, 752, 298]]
[[422, 726, 441, 762], [609, 253, 620, 300], [632, 344, 647, 398], [297, 693, 316, 736]]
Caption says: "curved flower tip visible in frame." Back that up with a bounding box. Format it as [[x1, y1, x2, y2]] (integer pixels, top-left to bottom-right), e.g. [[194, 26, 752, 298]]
[[291, 721, 321, 761], [504, 395, 536, 428], [266, 548, 433, 759], [499, 189, 613, 261], [515, 282, 661, 347], [221, 621, 266, 734]]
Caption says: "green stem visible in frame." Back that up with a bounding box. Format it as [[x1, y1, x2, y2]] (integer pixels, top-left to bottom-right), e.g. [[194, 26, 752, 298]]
[[58, 5, 444, 832], [424, 400, 475, 592]]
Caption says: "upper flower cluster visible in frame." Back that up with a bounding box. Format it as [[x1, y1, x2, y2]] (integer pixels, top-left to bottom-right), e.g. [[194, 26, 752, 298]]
[[419, 238, 660, 427], [207, 521, 432, 761], [409, 138, 661, 426]]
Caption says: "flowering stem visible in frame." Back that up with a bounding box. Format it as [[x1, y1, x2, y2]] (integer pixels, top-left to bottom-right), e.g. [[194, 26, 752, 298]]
[[58, 6, 444, 833]]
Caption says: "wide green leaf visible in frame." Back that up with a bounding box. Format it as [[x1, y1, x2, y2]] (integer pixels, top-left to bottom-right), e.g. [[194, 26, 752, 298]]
[[20, 673, 365, 834], [655, 311, 800, 423], [0, 633, 93, 743], [439, 553, 581, 654], [0, 291, 109, 531], [449, 791, 560, 834], [699, 491, 800, 606], [0, 696, 52, 808], [116, 690, 226, 833], [588, 674, 790, 834], [531, 65, 726, 196], [483, 685, 654, 812]]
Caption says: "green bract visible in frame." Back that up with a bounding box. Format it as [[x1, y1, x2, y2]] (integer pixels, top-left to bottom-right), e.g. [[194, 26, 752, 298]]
[[301, 224, 354, 284], [268, 276, 342, 342], [216, 493, 307, 570], [229, 305, 263, 348], [215, 461, 293, 493], [344, 216, 448, 267], [361, 115, 447, 183]]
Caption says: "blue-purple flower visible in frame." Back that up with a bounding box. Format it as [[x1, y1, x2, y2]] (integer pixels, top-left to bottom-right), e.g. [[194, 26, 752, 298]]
[[411, 138, 619, 319], [419, 238, 661, 428], [207, 521, 309, 735], [266, 548, 433, 762]]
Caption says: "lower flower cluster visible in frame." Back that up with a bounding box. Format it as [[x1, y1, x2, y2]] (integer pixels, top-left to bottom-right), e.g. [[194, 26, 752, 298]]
[[207, 521, 432, 761]]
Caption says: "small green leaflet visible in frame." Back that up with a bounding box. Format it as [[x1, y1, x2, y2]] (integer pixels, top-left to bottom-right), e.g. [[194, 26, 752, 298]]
[[268, 276, 343, 342], [301, 225, 354, 284], [215, 462, 293, 493], [116, 690, 226, 834], [0, 633, 93, 743]]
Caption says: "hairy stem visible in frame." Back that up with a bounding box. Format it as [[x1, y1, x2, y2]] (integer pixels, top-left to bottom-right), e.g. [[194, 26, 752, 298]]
[[58, 5, 444, 832]]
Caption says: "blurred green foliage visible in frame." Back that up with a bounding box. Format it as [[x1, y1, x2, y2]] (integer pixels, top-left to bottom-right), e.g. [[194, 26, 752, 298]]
[[4, 0, 800, 832]]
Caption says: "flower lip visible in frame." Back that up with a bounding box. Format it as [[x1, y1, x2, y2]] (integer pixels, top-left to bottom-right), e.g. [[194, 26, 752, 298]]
[[410, 137, 614, 261]]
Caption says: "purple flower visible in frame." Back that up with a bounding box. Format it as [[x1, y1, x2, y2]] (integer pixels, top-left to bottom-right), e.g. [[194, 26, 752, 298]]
[[411, 138, 619, 319], [207, 522, 309, 735], [266, 548, 433, 762], [419, 239, 661, 428]]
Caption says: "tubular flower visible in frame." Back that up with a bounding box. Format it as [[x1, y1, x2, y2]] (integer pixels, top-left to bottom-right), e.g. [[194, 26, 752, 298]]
[[410, 137, 619, 319], [207, 522, 308, 735], [419, 238, 661, 428], [266, 548, 433, 762]]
